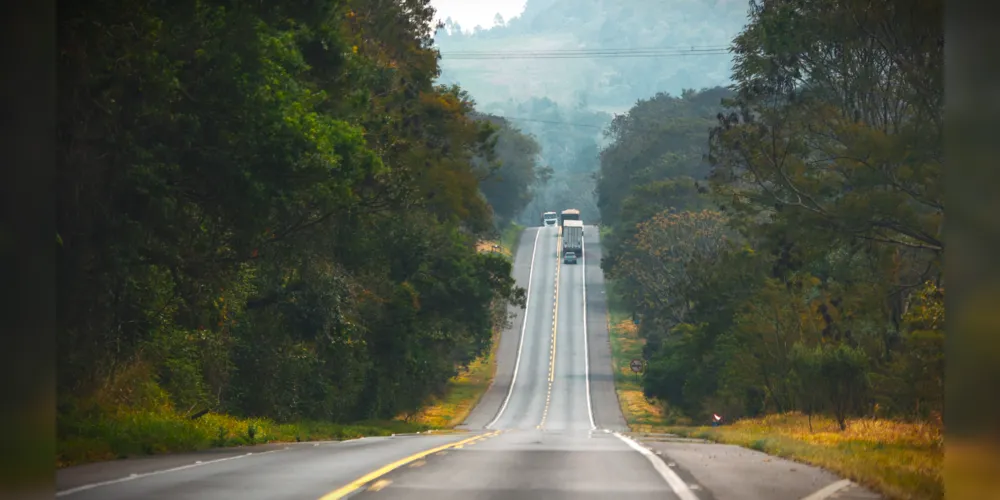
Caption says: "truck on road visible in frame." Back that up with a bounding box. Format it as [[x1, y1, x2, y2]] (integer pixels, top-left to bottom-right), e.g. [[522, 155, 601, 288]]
[[562, 220, 583, 260], [541, 211, 559, 227], [559, 209, 581, 228]]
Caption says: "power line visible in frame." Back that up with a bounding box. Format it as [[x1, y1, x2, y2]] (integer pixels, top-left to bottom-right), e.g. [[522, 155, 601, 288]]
[[443, 51, 731, 60], [498, 116, 608, 129], [438, 46, 732, 60], [440, 45, 730, 54]]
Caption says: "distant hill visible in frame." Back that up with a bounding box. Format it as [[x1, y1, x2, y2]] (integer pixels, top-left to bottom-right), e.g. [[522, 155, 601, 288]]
[[434, 0, 748, 110], [432, 0, 749, 225]]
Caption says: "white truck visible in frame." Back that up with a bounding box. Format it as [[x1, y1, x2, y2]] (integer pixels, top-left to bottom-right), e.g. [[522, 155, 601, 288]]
[[562, 220, 584, 261], [542, 211, 559, 227]]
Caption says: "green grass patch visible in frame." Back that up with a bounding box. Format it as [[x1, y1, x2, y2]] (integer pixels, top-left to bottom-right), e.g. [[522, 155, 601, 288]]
[[500, 223, 523, 256], [58, 409, 428, 468]]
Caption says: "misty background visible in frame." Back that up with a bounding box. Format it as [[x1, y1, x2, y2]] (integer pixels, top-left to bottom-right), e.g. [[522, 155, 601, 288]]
[[431, 0, 748, 225]]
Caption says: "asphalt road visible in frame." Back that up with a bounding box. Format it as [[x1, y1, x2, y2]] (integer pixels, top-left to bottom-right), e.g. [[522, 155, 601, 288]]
[[56, 224, 880, 500]]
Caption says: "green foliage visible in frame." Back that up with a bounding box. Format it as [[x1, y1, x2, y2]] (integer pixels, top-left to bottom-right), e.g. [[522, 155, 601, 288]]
[[478, 98, 611, 225], [597, 88, 732, 281], [57, 0, 529, 460], [599, 0, 942, 429], [472, 115, 546, 225]]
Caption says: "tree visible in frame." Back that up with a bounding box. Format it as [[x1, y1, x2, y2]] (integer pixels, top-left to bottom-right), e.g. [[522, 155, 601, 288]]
[[472, 114, 545, 225], [56, 0, 528, 430]]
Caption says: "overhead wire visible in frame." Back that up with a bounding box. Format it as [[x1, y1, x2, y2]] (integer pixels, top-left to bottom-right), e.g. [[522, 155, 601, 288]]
[[495, 117, 608, 129], [437, 45, 732, 60], [445, 46, 734, 129]]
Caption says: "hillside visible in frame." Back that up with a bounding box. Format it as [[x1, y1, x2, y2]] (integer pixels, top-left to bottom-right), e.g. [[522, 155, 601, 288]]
[[433, 0, 749, 224], [434, 0, 748, 110]]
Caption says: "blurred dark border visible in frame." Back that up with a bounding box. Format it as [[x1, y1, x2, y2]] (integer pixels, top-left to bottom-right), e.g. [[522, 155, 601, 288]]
[[0, 0, 996, 497], [947, 0, 1000, 497], [0, 0, 56, 498]]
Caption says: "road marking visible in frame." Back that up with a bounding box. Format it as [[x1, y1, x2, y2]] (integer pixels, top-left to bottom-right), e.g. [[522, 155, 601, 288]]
[[486, 227, 542, 429], [538, 229, 562, 429], [318, 431, 499, 500], [800, 479, 853, 500], [56, 449, 286, 496], [368, 479, 391, 492], [550, 232, 561, 384], [581, 232, 596, 430], [408, 460, 426, 468], [612, 432, 698, 500]]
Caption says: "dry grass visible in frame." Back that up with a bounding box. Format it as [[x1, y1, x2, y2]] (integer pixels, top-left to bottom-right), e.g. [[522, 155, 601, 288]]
[[663, 413, 943, 500], [476, 240, 507, 256], [609, 317, 667, 429], [408, 344, 497, 428]]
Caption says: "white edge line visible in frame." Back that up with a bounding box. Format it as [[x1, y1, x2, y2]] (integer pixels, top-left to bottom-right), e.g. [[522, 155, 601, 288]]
[[486, 226, 541, 429], [56, 449, 284, 497], [581, 230, 596, 431], [612, 432, 699, 500], [799, 479, 853, 500]]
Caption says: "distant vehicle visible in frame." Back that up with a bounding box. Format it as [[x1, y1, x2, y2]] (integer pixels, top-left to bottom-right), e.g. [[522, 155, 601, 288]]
[[563, 251, 578, 264], [559, 209, 581, 228], [542, 211, 559, 226], [562, 220, 583, 258]]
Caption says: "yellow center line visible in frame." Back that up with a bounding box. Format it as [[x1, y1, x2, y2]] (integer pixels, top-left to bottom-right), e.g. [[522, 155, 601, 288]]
[[550, 240, 560, 383], [538, 231, 562, 430], [318, 431, 499, 500]]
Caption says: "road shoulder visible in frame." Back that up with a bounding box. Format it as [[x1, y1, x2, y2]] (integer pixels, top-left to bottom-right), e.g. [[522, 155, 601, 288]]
[[628, 433, 882, 500], [458, 226, 539, 429], [56, 432, 472, 495]]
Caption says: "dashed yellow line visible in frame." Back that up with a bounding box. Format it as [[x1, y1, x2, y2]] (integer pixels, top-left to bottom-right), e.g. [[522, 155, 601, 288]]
[[318, 431, 500, 499], [538, 232, 562, 430], [550, 243, 560, 383]]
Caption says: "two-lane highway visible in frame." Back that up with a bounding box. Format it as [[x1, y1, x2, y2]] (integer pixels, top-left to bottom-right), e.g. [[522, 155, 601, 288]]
[[343, 225, 691, 499], [483, 226, 556, 431], [57, 224, 879, 500]]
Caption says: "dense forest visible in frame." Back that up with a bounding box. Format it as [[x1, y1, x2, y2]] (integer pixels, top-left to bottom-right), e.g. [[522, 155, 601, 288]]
[[599, 0, 943, 429], [57, 0, 544, 437]]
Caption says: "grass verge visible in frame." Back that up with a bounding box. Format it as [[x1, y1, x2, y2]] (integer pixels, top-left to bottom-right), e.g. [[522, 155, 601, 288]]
[[500, 223, 523, 257], [408, 330, 500, 428], [664, 414, 942, 500], [58, 410, 427, 469], [605, 280, 668, 430], [603, 279, 943, 500]]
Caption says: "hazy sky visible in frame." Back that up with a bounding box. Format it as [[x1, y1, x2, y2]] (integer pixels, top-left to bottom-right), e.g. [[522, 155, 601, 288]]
[[431, 0, 527, 31]]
